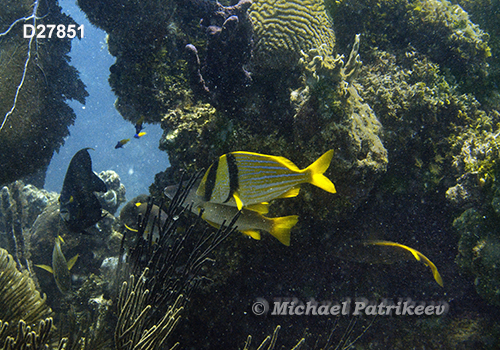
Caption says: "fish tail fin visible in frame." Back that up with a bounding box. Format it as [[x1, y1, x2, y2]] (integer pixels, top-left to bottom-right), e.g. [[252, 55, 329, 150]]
[[270, 215, 299, 246], [306, 150, 336, 193]]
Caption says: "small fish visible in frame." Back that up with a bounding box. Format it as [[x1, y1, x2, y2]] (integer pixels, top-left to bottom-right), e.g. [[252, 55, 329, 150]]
[[363, 241, 443, 287], [135, 115, 145, 135], [115, 139, 130, 149], [119, 195, 169, 240], [35, 236, 79, 294], [338, 240, 443, 287], [134, 131, 147, 139], [165, 183, 299, 246], [59, 148, 107, 232], [196, 150, 336, 210]]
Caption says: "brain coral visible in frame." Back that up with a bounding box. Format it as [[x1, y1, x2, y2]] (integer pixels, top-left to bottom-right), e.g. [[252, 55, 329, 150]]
[[249, 0, 336, 69]]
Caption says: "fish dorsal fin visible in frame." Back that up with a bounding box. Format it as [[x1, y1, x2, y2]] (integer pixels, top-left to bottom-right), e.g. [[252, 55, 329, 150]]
[[91, 171, 107, 193], [272, 156, 301, 172], [67, 254, 79, 270], [232, 151, 301, 171], [245, 202, 269, 214], [241, 230, 261, 240], [275, 187, 300, 199], [35, 264, 54, 274]]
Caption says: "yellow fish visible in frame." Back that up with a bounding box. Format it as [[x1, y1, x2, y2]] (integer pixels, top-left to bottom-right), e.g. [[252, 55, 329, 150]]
[[165, 183, 299, 246], [364, 240, 444, 287], [196, 150, 336, 210], [35, 236, 79, 294]]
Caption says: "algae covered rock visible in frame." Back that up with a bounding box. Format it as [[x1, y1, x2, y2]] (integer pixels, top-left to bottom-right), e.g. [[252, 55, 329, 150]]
[[0, 0, 87, 186], [77, 0, 196, 124], [329, 0, 490, 92], [453, 207, 500, 306]]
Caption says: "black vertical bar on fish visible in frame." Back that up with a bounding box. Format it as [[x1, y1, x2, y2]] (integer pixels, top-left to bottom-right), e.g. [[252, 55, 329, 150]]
[[202, 159, 219, 201], [225, 152, 239, 203]]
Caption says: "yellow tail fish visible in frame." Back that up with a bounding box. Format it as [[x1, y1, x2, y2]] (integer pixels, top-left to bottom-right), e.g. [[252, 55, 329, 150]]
[[196, 150, 336, 210], [364, 240, 444, 287], [165, 183, 299, 246]]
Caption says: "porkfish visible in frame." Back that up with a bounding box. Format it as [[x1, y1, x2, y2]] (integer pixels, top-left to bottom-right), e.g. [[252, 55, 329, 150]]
[[165, 184, 299, 246], [196, 150, 336, 210]]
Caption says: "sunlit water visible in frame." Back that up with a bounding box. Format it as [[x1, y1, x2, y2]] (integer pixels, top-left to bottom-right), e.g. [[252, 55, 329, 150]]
[[44, 0, 169, 203]]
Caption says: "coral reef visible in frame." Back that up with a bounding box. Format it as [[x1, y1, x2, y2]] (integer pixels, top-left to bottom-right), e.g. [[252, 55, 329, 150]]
[[287, 35, 387, 218], [159, 102, 230, 173], [115, 269, 183, 350], [31, 0, 500, 347], [77, 0, 196, 124], [455, 0, 500, 103], [184, 0, 253, 113], [97, 170, 126, 216], [0, 317, 67, 350], [453, 208, 500, 304], [0, 248, 52, 329], [0, 0, 87, 185], [446, 118, 500, 306], [0, 181, 58, 268], [249, 0, 335, 69], [329, 0, 491, 92]]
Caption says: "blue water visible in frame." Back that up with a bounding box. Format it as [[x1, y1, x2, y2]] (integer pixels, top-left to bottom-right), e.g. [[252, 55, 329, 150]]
[[45, 0, 169, 202]]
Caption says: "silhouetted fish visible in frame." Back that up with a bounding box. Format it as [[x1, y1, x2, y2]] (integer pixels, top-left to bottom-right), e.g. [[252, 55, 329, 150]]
[[115, 139, 130, 149], [59, 148, 107, 232], [135, 115, 145, 134]]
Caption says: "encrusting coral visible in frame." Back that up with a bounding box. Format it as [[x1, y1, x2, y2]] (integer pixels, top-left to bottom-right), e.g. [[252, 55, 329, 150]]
[[289, 35, 388, 218], [96, 170, 126, 216]]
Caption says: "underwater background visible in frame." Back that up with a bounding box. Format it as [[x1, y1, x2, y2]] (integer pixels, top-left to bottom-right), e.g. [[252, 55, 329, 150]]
[[1, 0, 500, 348]]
